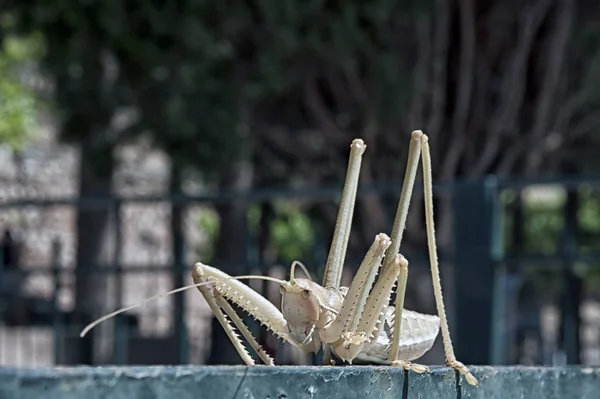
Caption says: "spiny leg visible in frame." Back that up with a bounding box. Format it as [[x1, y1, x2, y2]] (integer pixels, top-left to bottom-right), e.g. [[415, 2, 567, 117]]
[[351, 254, 404, 363], [192, 263, 297, 366], [322, 233, 391, 361], [328, 252, 425, 369], [213, 294, 275, 365], [421, 135, 479, 387], [195, 282, 270, 365], [321, 138, 366, 364], [80, 267, 295, 366]]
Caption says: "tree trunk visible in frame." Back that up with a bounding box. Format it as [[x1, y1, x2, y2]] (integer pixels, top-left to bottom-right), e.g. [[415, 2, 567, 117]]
[[207, 160, 254, 365], [75, 140, 115, 365]]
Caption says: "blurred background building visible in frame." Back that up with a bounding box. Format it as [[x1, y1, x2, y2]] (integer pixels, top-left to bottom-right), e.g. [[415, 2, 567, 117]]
[[0, 0, 599, 368]]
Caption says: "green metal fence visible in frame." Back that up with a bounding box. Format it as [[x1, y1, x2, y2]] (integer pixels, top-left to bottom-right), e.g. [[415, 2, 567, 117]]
[[0, 176, 599, 367]]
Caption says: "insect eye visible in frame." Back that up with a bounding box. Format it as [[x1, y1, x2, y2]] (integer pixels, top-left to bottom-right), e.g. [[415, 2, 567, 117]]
[[302, 289, 310, 298]]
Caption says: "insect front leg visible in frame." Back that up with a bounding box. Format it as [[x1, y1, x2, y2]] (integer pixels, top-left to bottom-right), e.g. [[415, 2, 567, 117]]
[[80, 264, 299, 366], [195, 280, 273, 365], [192, 263, 299, 365]]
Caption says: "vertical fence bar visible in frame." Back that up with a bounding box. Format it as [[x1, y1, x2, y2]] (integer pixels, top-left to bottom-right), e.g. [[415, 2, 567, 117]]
[[171, 164, 188, 364], [51, 238, 63, 364], [113, 198, 128, 364], [173, 206, 189, 364], [313, 228, 327, 285], [0, 234, 4, 325], [490, 188, 515, 365], [453, 177, 499, 365], [245, 202, 261, 349], [490, 264, 508, 365], [257, 201, 273, 360], [174, 242, 189, 364], [312, 226, 327, 366], [561, 187, 581, 364]]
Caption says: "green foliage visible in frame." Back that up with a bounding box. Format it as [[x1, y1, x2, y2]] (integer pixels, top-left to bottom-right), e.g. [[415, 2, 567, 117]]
[[522, 202, 564, 255], [577, 186, 600, 249], [502, 186, 600, 256], [269, 203, 315, 264], [501, 186, 600, 289], [1, 0, 424, 178], [196, 206, 220, 261], [197, 201, 315, 264], [0, 17, 43, 151]]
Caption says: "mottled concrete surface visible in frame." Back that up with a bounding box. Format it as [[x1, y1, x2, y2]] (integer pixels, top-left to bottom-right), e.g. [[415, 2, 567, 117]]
[[0, 365, 598, 399]]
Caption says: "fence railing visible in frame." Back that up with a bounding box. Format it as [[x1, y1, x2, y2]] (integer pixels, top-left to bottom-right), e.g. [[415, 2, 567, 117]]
[[1, 176, 600, 366]]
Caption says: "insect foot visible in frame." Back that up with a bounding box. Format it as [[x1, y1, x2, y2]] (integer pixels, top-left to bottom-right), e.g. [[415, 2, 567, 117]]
[[448, 360, 479, 387], [332, 331, 369, 363], [391, 360, 430, 373]]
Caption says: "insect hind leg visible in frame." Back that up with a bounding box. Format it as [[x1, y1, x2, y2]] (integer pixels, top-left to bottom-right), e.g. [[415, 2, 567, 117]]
[[420, 134, 478, 387]]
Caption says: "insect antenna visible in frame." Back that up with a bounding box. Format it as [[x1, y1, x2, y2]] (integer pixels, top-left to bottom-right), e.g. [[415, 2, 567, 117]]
[[80, 274, 288, 338]]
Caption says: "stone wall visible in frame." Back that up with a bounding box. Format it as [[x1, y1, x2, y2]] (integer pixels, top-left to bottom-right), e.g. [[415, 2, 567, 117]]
[[0, 365, 599, 399], [0, 119, 214, 366]]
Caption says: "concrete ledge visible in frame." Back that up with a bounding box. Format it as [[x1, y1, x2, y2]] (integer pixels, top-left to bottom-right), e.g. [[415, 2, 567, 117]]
[[0, 365, 598, 399]]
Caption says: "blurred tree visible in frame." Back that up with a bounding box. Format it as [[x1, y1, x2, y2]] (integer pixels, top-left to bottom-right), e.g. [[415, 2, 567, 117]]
[[3, 0, 600, 366], [248, 0, 600, 252], [1, 0, 272, 365], [0, 16, 43, 151], [1, 2, 144, 364]]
